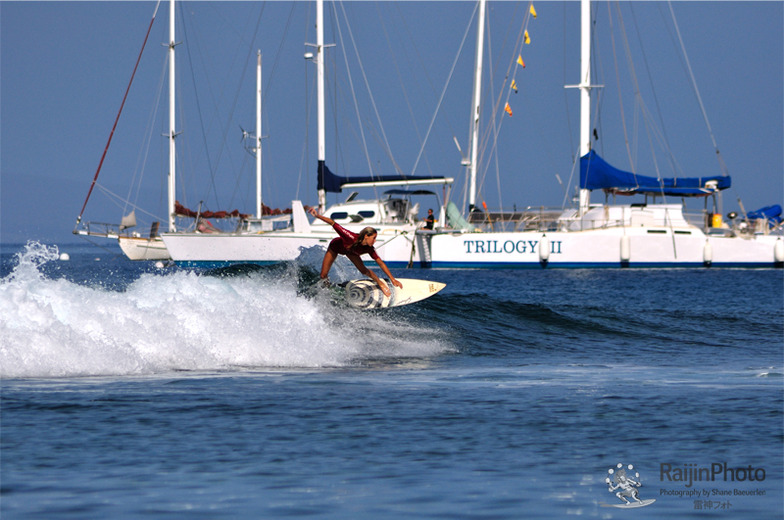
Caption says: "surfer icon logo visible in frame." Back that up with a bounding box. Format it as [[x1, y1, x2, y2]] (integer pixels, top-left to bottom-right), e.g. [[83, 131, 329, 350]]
[[603, 463, 656, 508]]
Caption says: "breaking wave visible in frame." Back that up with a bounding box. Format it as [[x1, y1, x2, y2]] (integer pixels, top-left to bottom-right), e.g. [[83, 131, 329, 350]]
[[1, 242, 452, 378]]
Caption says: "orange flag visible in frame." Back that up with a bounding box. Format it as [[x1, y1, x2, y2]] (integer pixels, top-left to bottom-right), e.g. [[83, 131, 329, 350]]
[[504, 103, 513, 117], [524, 30, 531, 45], [517, 55, 526, 68], [511, 79, 518, 93], [530, 4, 537, 19]]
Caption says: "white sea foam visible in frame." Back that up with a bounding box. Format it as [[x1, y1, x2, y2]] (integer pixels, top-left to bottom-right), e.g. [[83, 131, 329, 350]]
[[1, 242, 451, 378]]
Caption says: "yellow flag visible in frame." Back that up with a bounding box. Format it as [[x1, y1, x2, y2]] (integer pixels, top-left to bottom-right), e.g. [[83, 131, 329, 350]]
[[511, 79, 518, 93], [530, 4, 537, 19], [524, 30, 531, 45], [504, 103, 513, 117], [517, 55, 526, 68]]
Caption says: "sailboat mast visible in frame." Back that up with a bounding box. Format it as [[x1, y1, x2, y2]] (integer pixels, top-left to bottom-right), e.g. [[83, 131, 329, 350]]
[[256, 51, 263, 219], [578, 0, 592, 215], [167, 0, 177, 232], [316, 0, 327, 213], [467, 0, 486, 214]]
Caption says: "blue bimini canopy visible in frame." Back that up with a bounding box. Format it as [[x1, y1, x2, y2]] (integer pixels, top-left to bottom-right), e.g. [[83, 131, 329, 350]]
[[318, 162, 451, 194], [579, 150, 731, 197], [748, 204, 782, 227]]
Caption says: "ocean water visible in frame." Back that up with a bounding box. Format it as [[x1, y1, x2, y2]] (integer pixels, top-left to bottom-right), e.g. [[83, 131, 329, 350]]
[[1, 241, 782, 519]]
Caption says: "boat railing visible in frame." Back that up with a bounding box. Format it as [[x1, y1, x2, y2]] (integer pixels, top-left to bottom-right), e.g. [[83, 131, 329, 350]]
[[458, 205, 783, 235], [73, 220, 125, 239], [75, 220, 166, 239], [684, 210, 783, 237], [241, 215, 292, 233], [466, 206, 564, 232]]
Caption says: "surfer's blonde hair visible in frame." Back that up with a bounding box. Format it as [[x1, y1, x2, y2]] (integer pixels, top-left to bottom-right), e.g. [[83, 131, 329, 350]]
[[352, 227, 377, 249]]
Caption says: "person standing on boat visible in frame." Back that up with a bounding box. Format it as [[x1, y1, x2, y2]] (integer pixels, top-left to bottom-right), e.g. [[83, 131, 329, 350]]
[[308, 207, 403, 297], [424, 208, 436, 230]]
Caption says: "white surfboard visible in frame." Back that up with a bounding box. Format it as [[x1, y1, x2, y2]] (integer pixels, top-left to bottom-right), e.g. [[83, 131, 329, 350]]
[[600, 499, 656, 508], [344, 278, 446, 309]]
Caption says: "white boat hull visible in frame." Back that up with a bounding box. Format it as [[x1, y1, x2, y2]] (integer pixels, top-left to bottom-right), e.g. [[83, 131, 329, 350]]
[[162, 225, 782, 269], [410, 203, 784, 268], [118, 236, 170, 261], [160, 198, 783, 269], [162, 232, 326, 267], [161, 226, 419, 268], [422, 228, 782, 268]]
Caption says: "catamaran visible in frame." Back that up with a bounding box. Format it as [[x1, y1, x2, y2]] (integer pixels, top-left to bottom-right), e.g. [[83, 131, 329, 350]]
[[74, 0, 255, 261], [73, 1, 174, 260], [413, 0, 783, 268]]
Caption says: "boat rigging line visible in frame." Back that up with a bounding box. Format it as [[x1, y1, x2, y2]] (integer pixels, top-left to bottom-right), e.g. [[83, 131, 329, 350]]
[[75, 1, 162, 228], [666, 0, 728, 178]]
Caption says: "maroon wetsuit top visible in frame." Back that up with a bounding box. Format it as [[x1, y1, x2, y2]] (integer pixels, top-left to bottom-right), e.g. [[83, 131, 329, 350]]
[[328, 223, 379, 260]]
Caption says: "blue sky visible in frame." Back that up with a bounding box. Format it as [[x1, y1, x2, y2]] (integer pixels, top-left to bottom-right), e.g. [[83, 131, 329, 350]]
[[2, 1, 782, 245]]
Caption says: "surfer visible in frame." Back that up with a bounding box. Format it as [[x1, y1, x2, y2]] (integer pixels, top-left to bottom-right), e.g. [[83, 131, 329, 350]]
[[308, 207, 403, 297], [607, 471, 644, 505]]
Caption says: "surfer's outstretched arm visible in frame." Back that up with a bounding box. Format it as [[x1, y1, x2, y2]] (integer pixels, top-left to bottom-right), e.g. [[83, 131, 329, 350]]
[[308, 207, 334, 226]]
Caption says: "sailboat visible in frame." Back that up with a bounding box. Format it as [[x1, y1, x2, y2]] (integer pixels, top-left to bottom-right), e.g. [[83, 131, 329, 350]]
[[160, 0, 452, 268], [74, 0, 261, 262], [73, 1, 176, 261], [412, 0, 784, 268]]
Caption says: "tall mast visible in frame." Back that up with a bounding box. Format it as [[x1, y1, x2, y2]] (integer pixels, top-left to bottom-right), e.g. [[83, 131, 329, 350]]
[[167, 0, 177, 231], [316, 0, 327, 213], [256, 51, 263, 219], [577, 0, 592, 215], [467, 0, 486, 214]]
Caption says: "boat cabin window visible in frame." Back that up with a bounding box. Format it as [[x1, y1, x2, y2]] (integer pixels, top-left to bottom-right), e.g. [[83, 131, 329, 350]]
[[358, 211, 375, 219], [329, 212, 349, 220]]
